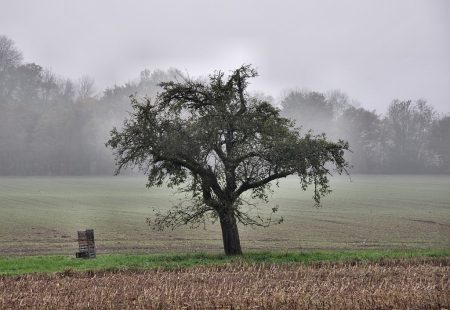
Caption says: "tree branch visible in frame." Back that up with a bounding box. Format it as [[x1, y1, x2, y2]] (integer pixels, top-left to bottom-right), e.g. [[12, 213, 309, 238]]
[[234, 170, 294, 199]]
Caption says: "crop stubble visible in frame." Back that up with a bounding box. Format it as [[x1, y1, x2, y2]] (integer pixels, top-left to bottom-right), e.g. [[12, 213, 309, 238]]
[[1, 258, 449, 309]]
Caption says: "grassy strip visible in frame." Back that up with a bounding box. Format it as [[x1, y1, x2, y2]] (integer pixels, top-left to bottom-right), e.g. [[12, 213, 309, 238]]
[[0, 248, 449, 276]]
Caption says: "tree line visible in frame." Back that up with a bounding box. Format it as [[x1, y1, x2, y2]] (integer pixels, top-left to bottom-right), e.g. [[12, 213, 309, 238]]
[[0, 35, 449, 175], [281, 91, 450, 174]]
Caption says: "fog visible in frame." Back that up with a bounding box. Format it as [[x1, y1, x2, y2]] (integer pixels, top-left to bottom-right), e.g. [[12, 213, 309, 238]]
[[2, 0, 450, 113], [0, 1, 449, 175]]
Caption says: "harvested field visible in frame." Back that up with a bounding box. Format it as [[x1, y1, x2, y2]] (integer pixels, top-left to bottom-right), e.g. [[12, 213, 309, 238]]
[[1, 258, 449, 309]]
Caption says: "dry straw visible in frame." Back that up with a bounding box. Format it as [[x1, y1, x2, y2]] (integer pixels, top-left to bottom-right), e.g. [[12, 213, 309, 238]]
[[1, 258, 449, 309]]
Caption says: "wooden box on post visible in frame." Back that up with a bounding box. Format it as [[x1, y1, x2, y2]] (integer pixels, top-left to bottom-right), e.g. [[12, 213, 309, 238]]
[[76, 229, 96, 258]]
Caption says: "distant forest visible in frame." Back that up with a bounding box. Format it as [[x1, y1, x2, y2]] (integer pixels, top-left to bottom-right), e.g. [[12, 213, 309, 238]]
[[1, 35, 449, 175]]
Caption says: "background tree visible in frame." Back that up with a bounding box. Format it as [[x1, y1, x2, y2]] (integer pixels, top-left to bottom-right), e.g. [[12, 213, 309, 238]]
[[281, 90, 335, 135], [280, 89, 383, 173], [1, 35, 448, 177], [76, 75, 96, 103], [335, 106, 383, 173], [429, 116, 450, 173], [382, 99, 437, 173], [0, 35, 23, 72], [107, 65, 350, 255]]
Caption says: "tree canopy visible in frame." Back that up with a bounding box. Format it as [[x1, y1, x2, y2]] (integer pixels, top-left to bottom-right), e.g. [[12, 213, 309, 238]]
[[107, 65, 350, 255]]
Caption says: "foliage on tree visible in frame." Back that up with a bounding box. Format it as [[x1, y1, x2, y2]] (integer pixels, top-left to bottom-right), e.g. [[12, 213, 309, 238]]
[[107, 65, 350, 255]]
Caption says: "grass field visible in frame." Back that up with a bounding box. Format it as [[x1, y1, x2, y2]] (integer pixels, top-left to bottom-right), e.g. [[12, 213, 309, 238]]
[[1, 249, 448, 276], [0, 175, 449, 255]]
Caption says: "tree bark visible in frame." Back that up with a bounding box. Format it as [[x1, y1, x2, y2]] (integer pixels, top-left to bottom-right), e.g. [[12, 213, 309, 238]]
[[219, 210, 242, 255]]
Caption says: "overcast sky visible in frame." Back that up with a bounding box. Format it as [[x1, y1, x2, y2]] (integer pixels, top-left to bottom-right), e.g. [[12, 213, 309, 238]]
[[1, 0, 449, 113]]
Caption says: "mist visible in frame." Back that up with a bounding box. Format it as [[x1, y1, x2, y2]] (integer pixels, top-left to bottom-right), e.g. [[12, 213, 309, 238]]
[[0, 0, 449, 175], [0, 34, 449, 175]]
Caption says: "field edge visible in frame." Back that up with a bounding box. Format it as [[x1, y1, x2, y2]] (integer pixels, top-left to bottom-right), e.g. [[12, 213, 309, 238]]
[[1, 248, 449, 276]]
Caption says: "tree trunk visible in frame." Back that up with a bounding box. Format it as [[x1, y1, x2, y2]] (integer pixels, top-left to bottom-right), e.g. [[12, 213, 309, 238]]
[[219, 211, 242, 255]]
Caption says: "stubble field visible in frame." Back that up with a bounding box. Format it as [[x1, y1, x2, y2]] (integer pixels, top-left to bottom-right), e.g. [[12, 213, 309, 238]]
[[1, 258, 449, 309]]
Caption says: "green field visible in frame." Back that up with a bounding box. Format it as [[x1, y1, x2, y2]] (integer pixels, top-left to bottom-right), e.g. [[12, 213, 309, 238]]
[[0, 175, 449, 255]]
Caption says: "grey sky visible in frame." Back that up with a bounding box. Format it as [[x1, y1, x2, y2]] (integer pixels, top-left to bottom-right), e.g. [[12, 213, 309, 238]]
[[1, 0, 449, 113]]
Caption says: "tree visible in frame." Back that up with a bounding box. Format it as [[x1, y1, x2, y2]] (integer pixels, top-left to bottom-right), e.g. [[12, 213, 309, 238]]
[[77, 75, 96, 102], [106, 65, 349, 255], [383, 99, 437, 173], [0, 36, 23, 101], [429, 116, 450, 173], [336, 106, 382, 173], [281, 90, 335, 135], [0, 35, 23, 72]]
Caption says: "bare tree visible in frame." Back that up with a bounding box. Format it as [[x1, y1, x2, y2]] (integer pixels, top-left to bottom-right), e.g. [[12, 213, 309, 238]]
[[77, 75, 96, 102], [0, 35, 23, 71]]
